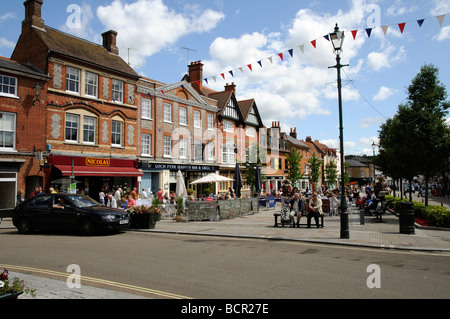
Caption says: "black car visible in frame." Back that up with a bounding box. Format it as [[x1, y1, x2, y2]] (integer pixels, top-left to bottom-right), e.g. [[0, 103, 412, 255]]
[[12, 193, 129, 235]]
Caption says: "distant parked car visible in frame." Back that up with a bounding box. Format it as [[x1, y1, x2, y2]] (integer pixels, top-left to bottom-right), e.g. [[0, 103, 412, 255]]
[[12, 193, 129, 235]]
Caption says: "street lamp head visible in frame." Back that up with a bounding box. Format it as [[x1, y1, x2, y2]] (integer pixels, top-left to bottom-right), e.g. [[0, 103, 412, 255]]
[[33, 82, 42, 104], [330, 23, 345, 54]]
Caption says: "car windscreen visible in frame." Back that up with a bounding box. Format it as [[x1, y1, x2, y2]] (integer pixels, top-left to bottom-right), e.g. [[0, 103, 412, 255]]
[[67, 195, 101, 208]]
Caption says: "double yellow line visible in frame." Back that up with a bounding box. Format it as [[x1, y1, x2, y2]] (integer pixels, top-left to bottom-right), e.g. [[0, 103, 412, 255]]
[[0, 264, 191, 299]]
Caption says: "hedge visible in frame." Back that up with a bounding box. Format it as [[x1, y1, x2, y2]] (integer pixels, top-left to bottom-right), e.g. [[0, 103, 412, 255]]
[[385, 195, 450, 228]]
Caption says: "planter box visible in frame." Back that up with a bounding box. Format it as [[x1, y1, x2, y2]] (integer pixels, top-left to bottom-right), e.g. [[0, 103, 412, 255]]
[[0, 291, 23, 299], [130, 214, 158, 229]]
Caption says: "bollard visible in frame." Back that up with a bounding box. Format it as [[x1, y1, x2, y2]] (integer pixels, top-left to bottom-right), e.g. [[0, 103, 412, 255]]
[[359, 208, 365, 225], [399, 202, 415, 234]]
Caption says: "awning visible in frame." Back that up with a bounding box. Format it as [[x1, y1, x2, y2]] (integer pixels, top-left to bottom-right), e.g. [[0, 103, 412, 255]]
[[54, 165, 143, 177]]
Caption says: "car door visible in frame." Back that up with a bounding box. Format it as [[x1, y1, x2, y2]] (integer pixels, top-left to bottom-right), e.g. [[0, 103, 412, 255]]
[[22, 195, 53, 230], [49, 195, 81, 231]]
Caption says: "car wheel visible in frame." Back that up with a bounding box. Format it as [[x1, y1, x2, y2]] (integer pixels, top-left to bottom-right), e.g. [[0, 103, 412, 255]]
[[78, 218, 95, 236], [17, 217, 33, 234]]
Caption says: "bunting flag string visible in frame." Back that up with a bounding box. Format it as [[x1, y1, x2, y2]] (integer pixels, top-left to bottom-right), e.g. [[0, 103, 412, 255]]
[[202, 12, 448, 85]]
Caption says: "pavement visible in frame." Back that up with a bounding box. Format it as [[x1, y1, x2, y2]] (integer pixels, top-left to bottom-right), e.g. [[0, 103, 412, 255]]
[[1, 194, 449, 299]]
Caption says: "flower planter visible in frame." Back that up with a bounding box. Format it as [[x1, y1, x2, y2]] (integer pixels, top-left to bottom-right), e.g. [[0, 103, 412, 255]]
[[0, 291, 23, 299], [130, 214, 158, 229]]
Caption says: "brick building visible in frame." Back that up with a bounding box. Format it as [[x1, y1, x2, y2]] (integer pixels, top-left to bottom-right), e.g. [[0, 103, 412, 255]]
[[10, 0, 142, 201], [0, 56, 49, 213]]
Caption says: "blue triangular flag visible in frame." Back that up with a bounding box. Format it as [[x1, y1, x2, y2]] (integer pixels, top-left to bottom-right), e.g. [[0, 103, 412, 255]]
[[324, 34, 330, 41], [288, 49, 293, 57], [229, 70, 234, 77], [417, 19, 425, 27], [365, 28, 372, 38], [257, 60, 262, 67], [204, 78, 208, 84]]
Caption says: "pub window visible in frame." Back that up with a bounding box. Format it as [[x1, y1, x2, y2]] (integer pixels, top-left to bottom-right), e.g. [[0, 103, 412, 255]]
[[65, 113, 79, 142], [164, 103, 172, 123], [83, 116, 96, 144], [112, 79, 123, 103], [141, 134, 151, 156], [0, 74, 18, 97], [193, 110, 201, 128], [164, 136, 172, 157], [179, 138, 188, 159], [66, 67, 80, 94], [85, 71, 98, 98], [142, 98, 152, 119], [179, 107, 187, 125], [111, 120, 122, 146], [0, 112, 16, 150], [207, 114, 214, 130]]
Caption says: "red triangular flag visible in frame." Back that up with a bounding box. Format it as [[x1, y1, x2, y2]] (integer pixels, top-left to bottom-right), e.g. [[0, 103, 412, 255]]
[[247, 64, 252, 71], [160, 89, 165, 95], [278, 53, 283, 60], [311, 40, 316, 48], [221, 73, 225, 79], [398, 22, 406, 34], [351, 30, 358, 40]]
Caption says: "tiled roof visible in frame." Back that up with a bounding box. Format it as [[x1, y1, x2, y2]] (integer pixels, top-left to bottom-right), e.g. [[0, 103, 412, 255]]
[[0, 56, 48, 79], [34, 26, 139, 78]]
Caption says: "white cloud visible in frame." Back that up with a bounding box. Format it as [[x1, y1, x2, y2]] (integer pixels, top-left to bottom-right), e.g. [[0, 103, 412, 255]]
[[60, 3, 97, 42], [434, 26, 450, 42], [360, 117, 383, 128], [367, 44, 406, 71], [373, 86, 396, 101], [96, 0, 224, 67], [0, 38, 15, 49], [386, 0, 418, 17]]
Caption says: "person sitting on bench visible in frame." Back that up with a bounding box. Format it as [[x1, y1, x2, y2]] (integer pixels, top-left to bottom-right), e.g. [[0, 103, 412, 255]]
[[307, 192, 323, 228]]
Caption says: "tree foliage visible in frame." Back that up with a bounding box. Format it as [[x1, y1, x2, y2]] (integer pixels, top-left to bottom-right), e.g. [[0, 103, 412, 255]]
[[286, 148, 304, 186]]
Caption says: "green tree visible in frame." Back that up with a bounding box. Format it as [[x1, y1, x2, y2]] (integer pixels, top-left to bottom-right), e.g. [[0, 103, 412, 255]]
[[325, 160, 338, 189], [376, 64, 450, 205], [241, 143, 267, 191], [307, 153, 322, 191], [286, 148, 304, 187]]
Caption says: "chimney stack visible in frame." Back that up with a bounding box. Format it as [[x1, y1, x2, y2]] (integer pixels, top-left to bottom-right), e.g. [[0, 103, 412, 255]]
[[290, 127, 297, 139], [188, 61, 203, 93], [23, 0, 44, 31], [224, 82, 236, 94], [102, 30, 119, 55], [306, 136, 312, 143]]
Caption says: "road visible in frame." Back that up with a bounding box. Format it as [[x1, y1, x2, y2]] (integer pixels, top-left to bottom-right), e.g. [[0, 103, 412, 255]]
[[1, 229, 449, 299]]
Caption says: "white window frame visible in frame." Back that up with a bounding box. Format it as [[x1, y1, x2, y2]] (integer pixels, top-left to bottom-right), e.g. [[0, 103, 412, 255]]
[[0, 75, 18, 98], [207, 114, 214, 130], [111, 120, 123, 147], [85, 71, 98, 98], [141, 133, 152, 156], [179, 138, 188, 159], [207, 142, 214, 161], [112, 79, 123, 103], [164, 103, 172, 123], [0, 112, 16, 151], [246, 126, 255, 137], [179, 107, 187, 126], [66, 67, 81, 94], [223, 120, 233, 133], [142, 98, 152, 119], [222, 142, 236, 164], [193, 110, 201, 128], [65, 113, 79, 143], [83, 116, 96, 144], [164, 136, 172, 157]]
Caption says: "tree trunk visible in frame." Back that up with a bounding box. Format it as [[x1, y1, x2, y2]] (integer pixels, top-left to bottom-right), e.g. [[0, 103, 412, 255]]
[[424, 176, 429, 206]]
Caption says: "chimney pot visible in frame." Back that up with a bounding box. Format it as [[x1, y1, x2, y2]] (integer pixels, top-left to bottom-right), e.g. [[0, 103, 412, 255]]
[[23, 0, 44, 30]]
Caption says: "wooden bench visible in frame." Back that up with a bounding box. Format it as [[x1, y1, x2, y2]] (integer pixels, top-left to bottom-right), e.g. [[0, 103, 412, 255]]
[[273, 212, 324, 228]]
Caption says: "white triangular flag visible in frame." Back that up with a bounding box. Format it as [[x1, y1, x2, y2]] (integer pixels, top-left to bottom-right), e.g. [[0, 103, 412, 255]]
[[381, 25, 389, 35], [437, 15, 445, 26], [212, 76, 216, 82], [299, 44, 304, 53], [238, 67, 244, 73], [268, 56, 273, 64]]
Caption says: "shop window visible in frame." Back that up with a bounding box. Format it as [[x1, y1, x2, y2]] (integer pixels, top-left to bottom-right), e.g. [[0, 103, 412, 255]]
[[0, 112, 16, 150]]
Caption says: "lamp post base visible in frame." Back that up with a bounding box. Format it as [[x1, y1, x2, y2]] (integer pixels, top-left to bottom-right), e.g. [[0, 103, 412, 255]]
[[340, 212, 350, 239]]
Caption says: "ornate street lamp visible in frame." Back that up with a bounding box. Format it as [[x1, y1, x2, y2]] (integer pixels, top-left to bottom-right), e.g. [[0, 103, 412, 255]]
[[33, 82, 42, 105], [329, 24, 350, 239]]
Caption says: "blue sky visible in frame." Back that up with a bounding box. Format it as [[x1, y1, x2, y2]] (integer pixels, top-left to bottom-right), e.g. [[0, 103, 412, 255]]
[[1, 0, 449, 156]]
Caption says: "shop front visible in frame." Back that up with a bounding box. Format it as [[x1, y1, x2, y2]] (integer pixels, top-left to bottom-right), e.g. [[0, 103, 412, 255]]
[[46, 154, 143, 201], [140, 162, 219, 197]]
